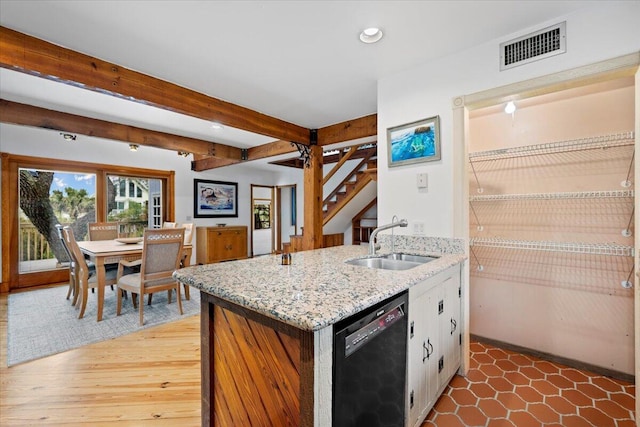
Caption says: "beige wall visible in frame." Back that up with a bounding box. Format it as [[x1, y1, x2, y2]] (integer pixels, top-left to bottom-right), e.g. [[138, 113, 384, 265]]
[[468, 80, 635, 374]]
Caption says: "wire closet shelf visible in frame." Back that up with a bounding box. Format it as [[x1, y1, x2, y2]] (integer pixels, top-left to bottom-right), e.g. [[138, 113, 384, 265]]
[[468, 131, 634, 162], [470, 237, 635, 257], [469, 189, 635, 202]]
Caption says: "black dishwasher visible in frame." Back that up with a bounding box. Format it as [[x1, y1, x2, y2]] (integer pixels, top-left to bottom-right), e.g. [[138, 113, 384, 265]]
[[333, 291, 408, 427]]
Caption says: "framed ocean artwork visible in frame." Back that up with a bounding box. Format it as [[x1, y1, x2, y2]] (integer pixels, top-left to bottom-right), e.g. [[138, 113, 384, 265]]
[[194, 179, 238, 218], [387, 115, 441, 167]]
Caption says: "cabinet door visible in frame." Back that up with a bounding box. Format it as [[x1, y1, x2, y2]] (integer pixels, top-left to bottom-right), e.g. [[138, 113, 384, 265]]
[[407, 284, 439, 427], [228, 229, 246, 259], [208, 230, 229, 262], [437, 272, 462, 390], [445, 271, 461, 378]]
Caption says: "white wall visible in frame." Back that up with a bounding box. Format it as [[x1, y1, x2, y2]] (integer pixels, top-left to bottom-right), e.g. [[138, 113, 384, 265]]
[[0, 123, 283, 272], [377, 2, 640, 238]]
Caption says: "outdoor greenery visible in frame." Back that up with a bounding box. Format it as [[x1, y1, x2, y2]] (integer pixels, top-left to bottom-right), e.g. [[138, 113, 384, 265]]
[[51, 187, 94, 221]]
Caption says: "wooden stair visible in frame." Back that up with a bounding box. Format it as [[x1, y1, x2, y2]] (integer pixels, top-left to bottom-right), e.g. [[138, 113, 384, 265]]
[[322, 157, 376, 225], [352, 197, 377, 245]]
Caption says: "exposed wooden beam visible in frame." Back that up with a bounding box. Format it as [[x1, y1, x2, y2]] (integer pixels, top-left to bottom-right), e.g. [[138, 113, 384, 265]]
[[0, 99, 240, 157], [192, 138, 302, 171], [316, 114, 377, 146], [0, 26, 310, 144], [191, 155, 241, 171], [193, 118, 379, 170], [248, 139, 300, 159], [270, 145, 376, 169], [302, 144, 324, 250]]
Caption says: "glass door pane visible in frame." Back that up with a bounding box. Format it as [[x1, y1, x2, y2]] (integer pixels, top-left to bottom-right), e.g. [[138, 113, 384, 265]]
[[106, 175, 163, 236], [18, 168, 96, 273]]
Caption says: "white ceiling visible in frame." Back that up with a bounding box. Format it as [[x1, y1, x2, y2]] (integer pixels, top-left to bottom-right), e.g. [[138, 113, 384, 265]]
[[0, 1, 596, 153]]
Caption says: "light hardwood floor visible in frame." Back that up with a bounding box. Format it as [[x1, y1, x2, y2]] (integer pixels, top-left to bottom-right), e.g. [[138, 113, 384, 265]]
[[0, 287, 202, 426]]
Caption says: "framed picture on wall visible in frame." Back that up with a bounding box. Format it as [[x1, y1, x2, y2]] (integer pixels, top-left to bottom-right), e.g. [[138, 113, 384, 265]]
[[387, 115, 441, 167], [194, 179, 238, 218]]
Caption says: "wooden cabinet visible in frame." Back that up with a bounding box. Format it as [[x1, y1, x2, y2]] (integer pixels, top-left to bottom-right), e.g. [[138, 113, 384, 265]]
[[406, 264, 462, 427], [196, 226, 247, 264]]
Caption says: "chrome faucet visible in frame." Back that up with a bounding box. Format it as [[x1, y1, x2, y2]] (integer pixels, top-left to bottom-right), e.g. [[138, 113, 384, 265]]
[[369, 217, 408, 255]]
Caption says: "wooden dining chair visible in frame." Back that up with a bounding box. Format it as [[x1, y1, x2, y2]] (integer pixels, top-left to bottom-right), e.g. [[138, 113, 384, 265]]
[[115, 228, 185, 326], [62, 226, 117, 320], [180, 223, 194, 245], [145, 223, 193, 305], [177, 223, 194, 300], [87, 221, 119, 241], [55, 224, 79, 303]]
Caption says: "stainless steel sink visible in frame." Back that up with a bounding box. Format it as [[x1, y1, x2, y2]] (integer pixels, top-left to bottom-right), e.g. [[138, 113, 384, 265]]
[[345, 257, 422, 271], [379, 253, 439, 264]]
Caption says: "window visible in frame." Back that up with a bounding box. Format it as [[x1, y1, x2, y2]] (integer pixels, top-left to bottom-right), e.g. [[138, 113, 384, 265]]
[[18, 168, 96, 273], [2, 154, 175, 290], [108, 175, 161, 237], [119, 179, 126, 197], [151, 195, 162, 228]]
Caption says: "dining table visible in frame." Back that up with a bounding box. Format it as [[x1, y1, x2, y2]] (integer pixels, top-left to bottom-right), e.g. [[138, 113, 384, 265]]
[[77, 239, 193, 321]]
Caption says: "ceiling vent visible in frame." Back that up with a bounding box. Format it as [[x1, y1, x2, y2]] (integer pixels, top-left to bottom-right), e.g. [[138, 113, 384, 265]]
[[500, 22, 566, 71]]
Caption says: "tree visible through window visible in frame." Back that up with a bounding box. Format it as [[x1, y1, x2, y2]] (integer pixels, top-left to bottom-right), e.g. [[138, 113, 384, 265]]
[[18, 169, 96, 273]]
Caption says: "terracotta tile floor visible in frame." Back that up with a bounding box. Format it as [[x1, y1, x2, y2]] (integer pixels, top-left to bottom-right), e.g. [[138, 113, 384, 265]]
[[423, 341, 636, 427]]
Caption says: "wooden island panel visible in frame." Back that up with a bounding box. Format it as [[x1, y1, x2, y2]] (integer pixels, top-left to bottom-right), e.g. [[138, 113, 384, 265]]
[[201, 292, 315, 427]]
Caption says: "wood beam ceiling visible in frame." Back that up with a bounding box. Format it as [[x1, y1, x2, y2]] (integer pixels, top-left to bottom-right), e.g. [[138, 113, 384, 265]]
[[317, 114, 377, 146], [270, 146, 377, 169], [191, 116, 378, 171], [0, 27, 378, 171], [0, 99, 239, 157], [0, 26, 309, 144]]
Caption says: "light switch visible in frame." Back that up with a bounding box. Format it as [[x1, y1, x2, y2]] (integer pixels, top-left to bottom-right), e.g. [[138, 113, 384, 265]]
[[417, 172, 428, 189]]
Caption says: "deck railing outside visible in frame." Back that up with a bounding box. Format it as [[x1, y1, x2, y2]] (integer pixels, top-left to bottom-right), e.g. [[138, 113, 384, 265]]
[[19, 223, 59, 262], [19, 220, 149, 262]]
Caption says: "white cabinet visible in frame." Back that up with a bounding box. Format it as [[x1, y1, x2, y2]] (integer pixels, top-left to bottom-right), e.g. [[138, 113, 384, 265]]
[[406, 264, 462, 427]]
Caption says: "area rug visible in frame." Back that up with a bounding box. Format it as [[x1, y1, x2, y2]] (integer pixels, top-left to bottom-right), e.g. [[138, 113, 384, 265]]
[[7, 285, 200, 366]]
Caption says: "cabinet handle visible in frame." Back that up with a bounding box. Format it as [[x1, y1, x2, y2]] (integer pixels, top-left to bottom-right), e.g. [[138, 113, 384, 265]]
[[450, 318, 457, 335], [423, 338, 433, 362]]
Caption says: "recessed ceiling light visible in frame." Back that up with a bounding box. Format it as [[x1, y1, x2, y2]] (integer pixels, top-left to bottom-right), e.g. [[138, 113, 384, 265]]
[[359, 27, 383, 44], [129, 144, 139, 152], [211, 123, 224, 130]]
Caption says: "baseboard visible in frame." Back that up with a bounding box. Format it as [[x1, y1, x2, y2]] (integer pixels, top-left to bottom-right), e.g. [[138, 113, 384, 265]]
[[471, 334, 634, 383]]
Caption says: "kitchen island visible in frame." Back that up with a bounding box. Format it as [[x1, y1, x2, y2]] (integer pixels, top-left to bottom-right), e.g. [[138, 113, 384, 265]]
[[174, 243, 466, 427]]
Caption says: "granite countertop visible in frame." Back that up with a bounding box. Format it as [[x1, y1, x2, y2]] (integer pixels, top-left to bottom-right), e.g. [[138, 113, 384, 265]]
[[174, 245, 466, 332]]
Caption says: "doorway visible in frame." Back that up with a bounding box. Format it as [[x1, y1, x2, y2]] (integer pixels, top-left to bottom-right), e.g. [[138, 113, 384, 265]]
[[452, 53, 639, 385], [250, 185, 274, 256]]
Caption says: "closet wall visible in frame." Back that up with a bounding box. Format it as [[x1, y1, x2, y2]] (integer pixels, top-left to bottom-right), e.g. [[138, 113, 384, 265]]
[[468, 77, 635, 375]]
